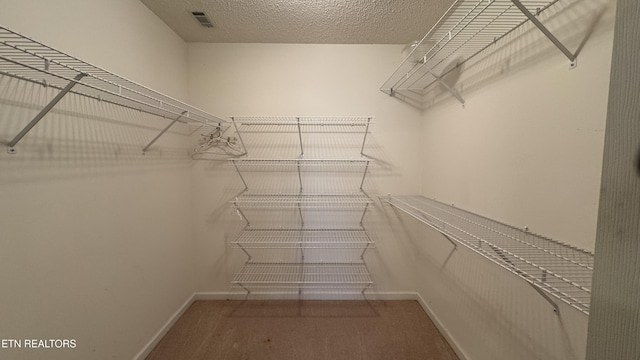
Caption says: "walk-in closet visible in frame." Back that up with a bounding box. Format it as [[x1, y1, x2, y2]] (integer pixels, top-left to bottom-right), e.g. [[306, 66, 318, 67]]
[[2, 0, 638, 359]]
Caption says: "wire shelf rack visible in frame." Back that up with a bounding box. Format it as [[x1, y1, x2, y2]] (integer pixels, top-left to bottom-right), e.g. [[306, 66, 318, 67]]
[[230, 158, 371, 168], [229, 115, 375, 295], [232, 116, 372, 127], [230, 116, 373, 158], [0, 25, 223, 125], [384, 195, 593, 315], [231, 262, 373, 289], [381, 0, 572, 102], [233, 229, 373, 249], [232, 194, 373, 209]]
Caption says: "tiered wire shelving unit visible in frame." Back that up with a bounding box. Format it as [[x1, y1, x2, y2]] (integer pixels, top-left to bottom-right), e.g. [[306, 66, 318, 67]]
[[383, 195, 593, 315], [229, 116, 375, 295], [381, 0, 580, 107], [0, 25, 225, 154]]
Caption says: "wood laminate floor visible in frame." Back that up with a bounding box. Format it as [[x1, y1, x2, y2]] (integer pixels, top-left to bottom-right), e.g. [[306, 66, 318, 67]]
[[146, 300, 459, 360]]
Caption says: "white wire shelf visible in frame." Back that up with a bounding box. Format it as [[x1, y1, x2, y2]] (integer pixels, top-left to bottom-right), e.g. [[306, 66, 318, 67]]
[[233, 116, 372, 127], [229, 159, 373, 181], [0, 25, 224, 125], [384, 195, 593, 315], [230, 116, 373, 158], [381, 0, 574, 102], [230, 158, 371, 167], [232, 116, 373, 136], [232, 194, 373, 209], [231, 262, 373, 288], [233, 229, 373, 249]]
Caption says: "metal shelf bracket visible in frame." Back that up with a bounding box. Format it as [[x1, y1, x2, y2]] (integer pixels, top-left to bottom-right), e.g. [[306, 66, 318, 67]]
[[383, 196, 458, 249], [529, 282, 560, 314], [231, 160, 250, 192], [360, 117, 372, 155], [7, 72, 86, 154], [296, 117, 304, 157], [427, 69, 466, 105], [142, 111, 187, 154], [510, 0, 577, 68], [230, 117, 249, 156]]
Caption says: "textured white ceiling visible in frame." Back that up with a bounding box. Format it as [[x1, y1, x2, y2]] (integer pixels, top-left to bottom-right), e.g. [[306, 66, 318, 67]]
[[139, 0, 454, 44]]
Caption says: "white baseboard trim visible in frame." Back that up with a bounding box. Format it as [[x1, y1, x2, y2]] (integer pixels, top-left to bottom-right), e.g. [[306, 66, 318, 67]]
[[414, 292, 469, 360], [193, 291, 240, 300], [135, 291, 468, 360], [193, 290, 420, 301], [133, 293, 195, 360]]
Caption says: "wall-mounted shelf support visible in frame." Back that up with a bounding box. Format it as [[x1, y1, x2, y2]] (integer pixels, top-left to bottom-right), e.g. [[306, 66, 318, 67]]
[[230, 160, 249, 192], [360, 117, 372, 156], [427, 69, 466, 105], [297, 200, 305, 227], [6, 72, 86, 154], [529, 282, 560, 314], [488, 243, 559, 314], [233, 198, 251, 227], [142, 111, 187, 154], [510, 0, 577, 68], [359, 203, 370, 227], [296, 117, 304, 157], [359, 242, 371, 260], [297, 162, 303, 192], [360, 161, 371, 190], [229, 117, 249, 155], [384, 195, 457, 249], [237, 243, 252, 261]]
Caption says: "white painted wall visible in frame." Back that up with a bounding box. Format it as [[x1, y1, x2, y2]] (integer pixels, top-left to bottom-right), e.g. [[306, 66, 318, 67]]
[[391, 1, 616, 360], [0, 1, 194, 359], [186, 43, 424, 296]]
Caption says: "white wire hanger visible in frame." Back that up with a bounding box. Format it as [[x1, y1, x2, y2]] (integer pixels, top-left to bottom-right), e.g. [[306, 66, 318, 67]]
[[192, 123, 246, 158]]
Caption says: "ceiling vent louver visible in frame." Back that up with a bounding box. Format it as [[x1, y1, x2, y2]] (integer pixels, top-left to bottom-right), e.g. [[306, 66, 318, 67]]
[[191, 11, 214, 28]]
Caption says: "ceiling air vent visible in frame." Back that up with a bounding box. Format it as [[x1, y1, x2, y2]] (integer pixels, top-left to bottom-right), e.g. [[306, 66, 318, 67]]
[[192, 11, 214, 28]]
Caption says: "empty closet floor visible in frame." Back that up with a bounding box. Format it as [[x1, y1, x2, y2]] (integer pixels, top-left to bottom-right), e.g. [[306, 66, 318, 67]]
[[146, 300, 458, 360]]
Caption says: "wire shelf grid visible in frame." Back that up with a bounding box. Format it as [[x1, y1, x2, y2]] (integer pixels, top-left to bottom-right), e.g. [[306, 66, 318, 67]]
[[0, 25, 223, 125], [232, 116, 373, 134], [230, 158, 371, 167], [231, 262, 373, 287], [384, 195, 593, 315], [229, 159, 373, 176], [233, 229, 373, 249], [233, 116, 372, 126], [233, 194, 373, 209], [381, 0, 561, 96]]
